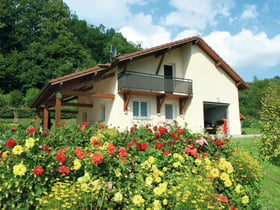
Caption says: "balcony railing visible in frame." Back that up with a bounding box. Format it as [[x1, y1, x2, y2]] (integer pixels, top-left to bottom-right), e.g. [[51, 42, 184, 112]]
[[118, 71, 193, 95]]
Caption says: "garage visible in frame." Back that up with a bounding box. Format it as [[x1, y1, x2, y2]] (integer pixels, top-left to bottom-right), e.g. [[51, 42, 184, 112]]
[[203, 102, 229, 135]]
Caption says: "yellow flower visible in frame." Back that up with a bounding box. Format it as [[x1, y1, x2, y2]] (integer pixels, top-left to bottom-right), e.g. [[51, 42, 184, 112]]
[[153, 200, 162, 210], [25, 138, 35, 149], [210, 168, 220, 178], [220, 172, 229, 181], [204, 158, 211, 165], [173, 162, 181, 168], [163, 199, 168, 205], [132, 195, 145, 207], [115, 169, 122, 177], [112, 192, 123, 202], [145, 176, 153, 185], [195, 159, 202, 166], [12, 145, 24, 155], [242, 195, 249, 204], [149, 156, 155, 164], [155, 176, 161, 183], [73, 159, 81, 170], [235, 184, 243, 194], [173, 153, 179, 159], [159, 183, 167, 192], [224, 179, 232, 187], [163, 167, 168, 172], [153, 187, 163, 195], [2, 151, 9, 160], [13, 163, 27, 177]]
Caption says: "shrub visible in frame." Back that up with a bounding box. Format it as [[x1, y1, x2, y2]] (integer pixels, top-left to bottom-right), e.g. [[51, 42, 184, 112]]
[[0, 122, 263, 209], [9, 90, 24, 107], [258, 86, 280, 160], [25, 88, 40, 107], [0, 94, 9, 107], [242, 120, 251, 128]]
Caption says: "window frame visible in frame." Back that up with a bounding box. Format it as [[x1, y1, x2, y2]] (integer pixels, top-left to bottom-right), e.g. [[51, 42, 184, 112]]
[[133, 100, 149, 119], [165, 103, 175, 121]]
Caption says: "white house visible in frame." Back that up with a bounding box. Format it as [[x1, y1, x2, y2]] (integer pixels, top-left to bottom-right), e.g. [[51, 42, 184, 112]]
[[31, 36, 249, 135]]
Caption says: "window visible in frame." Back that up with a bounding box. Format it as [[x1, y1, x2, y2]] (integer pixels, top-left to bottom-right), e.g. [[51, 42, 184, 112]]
[[165, 104, 174, 120], [82, 111, 87, 122], [101, 105, 105, 122], [133, 101, 148, 118]]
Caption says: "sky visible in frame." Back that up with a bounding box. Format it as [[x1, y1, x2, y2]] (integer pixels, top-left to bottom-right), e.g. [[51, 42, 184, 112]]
[[63, 0, 280, 82]]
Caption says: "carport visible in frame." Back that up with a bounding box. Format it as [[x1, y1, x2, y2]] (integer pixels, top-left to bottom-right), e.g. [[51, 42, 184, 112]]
[[203, 102, 229, 135]]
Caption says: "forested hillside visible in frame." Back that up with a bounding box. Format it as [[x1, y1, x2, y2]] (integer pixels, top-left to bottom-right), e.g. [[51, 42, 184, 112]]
[[0, 0, 141, 95], [239, 76, 280, 120]]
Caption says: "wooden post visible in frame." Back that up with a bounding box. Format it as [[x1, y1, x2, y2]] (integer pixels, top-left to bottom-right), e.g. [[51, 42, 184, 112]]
[[55, 97, 61, 129], [36, 108, 40, 130], [43, 105, 48, 133]]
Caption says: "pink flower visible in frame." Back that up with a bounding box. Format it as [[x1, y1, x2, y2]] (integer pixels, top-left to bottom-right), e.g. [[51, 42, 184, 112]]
[[107, 182, 113, 190], [196, 137, 208, 146], [210, 135, 215, 141]]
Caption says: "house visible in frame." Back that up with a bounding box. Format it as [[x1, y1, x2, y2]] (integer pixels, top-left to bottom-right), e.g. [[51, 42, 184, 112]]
[[31, 35, 249, 135]]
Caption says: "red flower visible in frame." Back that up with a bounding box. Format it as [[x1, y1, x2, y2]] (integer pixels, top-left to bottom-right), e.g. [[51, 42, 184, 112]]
[[141, 143, 148, 150], [155, 143, 163, 149], [216, 195, 228, 203], [173, 134, 180, 140], [10, 128, 16, 132], [98, 124, 104, 129], [189, 143, 195, 149], [77, 128, 81, 131], [257, 190, 261, 194], [171, 132, 175, 138], [163, 150, 170, 156], [91, 152, 103, 164], [60, 122, 66, 125], [169, 141, 175, 145], [81, 121, 88, 128], [121, 159, 126, 164], [155, 133, 160, 139], [159, 127, 166, 135], [75, 147, 85, 159], [224, 139, 230, 142], [178, 128, 184, 134], [56, 152, 66, 163], [127, 142, 134, 148], [153, 125, 157, 131], [130, 127, 134, 133], [92, 139, 101, 147], [202, 152, 208, 157], [4, 139, 15, 148], [215, 140, 222, 146], [33, 166, 44, 175], [42, 144, 50, 151], [118, 147, 128, 158], [58, 165, 70, 175], [230, 205, 236, 210], [147, 128, 153, 133], [43, 132, 49, 136], [28, 128, 36, 134], [108, 143, 117, 156]]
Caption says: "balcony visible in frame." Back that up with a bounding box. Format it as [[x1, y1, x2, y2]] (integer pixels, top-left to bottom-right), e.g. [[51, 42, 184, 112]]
[[118, 71, 193, 96]]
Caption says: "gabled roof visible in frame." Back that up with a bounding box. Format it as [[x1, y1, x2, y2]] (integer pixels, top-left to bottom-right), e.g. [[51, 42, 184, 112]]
[[31, 35, 249, 108]]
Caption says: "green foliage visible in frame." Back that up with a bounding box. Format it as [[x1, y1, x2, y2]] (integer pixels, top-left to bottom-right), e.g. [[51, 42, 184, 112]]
[[239, 76, 280, 120], [0, 93, 9, 107], [25, 88, 40, 107], [258, 86, 280, 160], [0, 108, 35, 119], [9, 90, 24, 107]]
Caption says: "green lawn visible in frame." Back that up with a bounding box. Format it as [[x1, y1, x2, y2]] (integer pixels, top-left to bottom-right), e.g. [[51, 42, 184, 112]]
[[230, 137, 280, 210], [241, 127, 261, 134]]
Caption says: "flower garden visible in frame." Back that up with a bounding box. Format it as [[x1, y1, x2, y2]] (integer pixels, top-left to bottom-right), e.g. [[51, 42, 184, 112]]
[[0, 121, 262, 209]]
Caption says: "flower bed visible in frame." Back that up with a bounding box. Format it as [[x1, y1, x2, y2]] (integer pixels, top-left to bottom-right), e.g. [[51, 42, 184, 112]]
[[0, 121, 262, 209]]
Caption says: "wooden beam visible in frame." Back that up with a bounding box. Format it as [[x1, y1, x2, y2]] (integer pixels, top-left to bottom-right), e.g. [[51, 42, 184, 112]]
[[61, 90, 115, 99], [179, 96, 192, 115], [55, 97, 61, 129], [43, 104, 48, 133], [157, 95, 166, 113], [63, 96, 78, 103], [36, 108, 40, 130], [38, 108, 78, 114], [215, 61, 222, 68], [48, 101, 93, 108], [236, 81, 242, 87], [155, 53, 165, 75], [123, 93, 131, 112]]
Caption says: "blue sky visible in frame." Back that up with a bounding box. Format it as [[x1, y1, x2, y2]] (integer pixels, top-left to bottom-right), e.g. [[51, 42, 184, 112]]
[[63, 0, 280, 82]]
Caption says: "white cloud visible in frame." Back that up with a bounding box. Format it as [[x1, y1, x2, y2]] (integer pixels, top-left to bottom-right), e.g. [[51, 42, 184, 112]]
[[119, 13, 172, 48], [63, 0, 147, 28], [174, 29, 201, 41], [240, 4, 258, 20], [163, 0, 234, 30], [204, 29, 280, 69]]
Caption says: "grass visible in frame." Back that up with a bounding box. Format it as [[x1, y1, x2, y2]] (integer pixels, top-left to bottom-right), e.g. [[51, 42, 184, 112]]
[[230, 137, 280, 210], [241, 127, 261, 134]]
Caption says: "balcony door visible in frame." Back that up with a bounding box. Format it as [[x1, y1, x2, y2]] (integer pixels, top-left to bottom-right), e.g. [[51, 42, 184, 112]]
[[164, 64, 173, 94]]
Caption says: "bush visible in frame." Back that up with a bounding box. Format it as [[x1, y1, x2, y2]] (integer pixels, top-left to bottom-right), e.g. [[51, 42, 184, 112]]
[[258, 86, 280, 160], [9, 90, 24, 107], [0, 122, 263, 209], [25, 88, 40, 107], [0, 94, 9, 107], [242, 120, 251, 128], [0, 108, 35, 119]]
